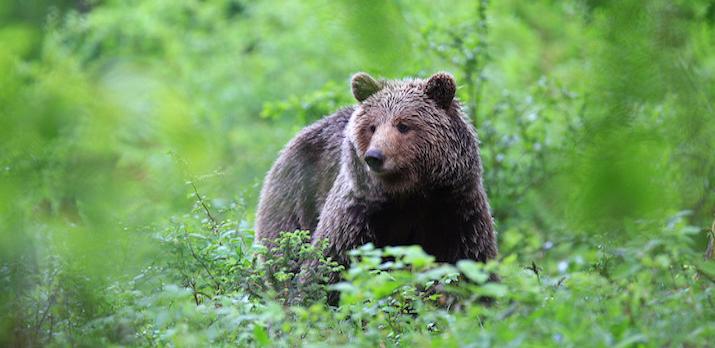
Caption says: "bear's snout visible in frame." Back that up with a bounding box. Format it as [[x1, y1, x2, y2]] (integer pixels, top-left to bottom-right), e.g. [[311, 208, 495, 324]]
[[364, 149, 385, 171]]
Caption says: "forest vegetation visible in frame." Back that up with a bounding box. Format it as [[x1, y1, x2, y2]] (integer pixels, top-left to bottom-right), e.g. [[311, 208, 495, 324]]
[[1, 0, 714, 346]]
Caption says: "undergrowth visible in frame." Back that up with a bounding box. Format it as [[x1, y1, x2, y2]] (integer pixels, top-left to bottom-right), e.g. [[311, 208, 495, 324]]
[[6, 189, 712, 347]]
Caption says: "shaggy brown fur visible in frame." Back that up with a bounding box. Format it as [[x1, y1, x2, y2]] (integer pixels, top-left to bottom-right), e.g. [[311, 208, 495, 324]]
[[256, 72, 497, 270]]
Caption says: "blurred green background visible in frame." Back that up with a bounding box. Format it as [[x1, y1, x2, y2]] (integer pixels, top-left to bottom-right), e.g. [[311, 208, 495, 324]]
[[1, 0, 714, 346]]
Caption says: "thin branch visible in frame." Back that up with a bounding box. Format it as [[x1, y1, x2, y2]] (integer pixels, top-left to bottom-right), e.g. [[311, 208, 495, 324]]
[[34, 267, 60, 344], [190, 181, 219, 234], [526, 261, 541, 284], [705, 217, 714, 260], [189, 280, 201, 306], [184, 230, 222, 292]]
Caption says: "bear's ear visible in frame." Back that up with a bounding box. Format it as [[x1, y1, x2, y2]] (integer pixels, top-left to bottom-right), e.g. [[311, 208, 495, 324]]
[[351, 72, 382, 102], [425, 72, 456, 110]]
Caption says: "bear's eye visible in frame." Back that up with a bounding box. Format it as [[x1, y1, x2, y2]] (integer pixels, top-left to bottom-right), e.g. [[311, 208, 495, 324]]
[[369, 125, 376, 133], [396, 123, 410, 134]]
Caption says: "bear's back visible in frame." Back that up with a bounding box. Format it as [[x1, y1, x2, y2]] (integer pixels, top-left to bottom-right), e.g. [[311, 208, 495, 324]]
[[255, 107, 354, 242]]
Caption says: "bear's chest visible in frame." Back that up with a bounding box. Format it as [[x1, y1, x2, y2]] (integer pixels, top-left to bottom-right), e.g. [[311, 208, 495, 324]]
[[366, 195, 464, 263]]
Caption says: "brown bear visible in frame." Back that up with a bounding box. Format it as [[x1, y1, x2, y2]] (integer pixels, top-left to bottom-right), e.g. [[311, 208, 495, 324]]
[[256, 72, 497, 271]]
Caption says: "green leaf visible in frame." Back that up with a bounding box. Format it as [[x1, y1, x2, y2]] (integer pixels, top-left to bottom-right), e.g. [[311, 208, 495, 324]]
[[477, 283, 508, 298], [457, 260, 490, 284], [253, 325, 270, 347], [696, 260, 715, 279]]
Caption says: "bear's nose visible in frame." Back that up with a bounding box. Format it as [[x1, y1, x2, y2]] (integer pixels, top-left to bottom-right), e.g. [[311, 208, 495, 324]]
[[364, 149, 385, 171]]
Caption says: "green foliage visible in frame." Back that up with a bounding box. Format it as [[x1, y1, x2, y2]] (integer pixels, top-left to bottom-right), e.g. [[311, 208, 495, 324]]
[[1, 0, 715, 347], [7, 203, 711, 346], [261, 81, 352, 126]]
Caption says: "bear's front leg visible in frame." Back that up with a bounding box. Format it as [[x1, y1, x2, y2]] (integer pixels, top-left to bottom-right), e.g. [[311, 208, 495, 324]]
[[301, 176, 372, 305], [454, 190, 498, 264], [312, 183, 372, 270]]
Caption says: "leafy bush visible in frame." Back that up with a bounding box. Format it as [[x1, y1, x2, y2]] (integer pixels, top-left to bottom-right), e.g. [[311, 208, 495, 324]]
[[5, 187, 712, 346]]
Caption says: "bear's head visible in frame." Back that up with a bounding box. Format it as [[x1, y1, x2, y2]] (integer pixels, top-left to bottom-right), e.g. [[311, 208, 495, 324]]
[[347, 72, 477, 195]]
